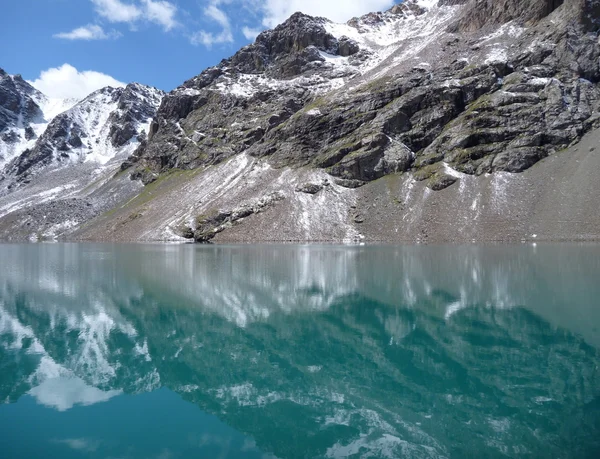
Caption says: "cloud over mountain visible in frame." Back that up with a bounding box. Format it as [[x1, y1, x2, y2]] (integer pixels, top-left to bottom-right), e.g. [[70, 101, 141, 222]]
[[28, 64, 126, 99]]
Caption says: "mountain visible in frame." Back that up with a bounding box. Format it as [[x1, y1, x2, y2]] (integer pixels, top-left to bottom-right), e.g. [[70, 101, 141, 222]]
[[1, 0, 600, 242], [132, 0, 599, 183], [0, 74, 164, 240], [0, 68, 78, 167], [2, 83, 163, 185]]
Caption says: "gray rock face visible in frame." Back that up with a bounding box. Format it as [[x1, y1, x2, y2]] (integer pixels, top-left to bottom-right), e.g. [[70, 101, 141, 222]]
[[186, 192, 285, 242], [128, 7, 390, 183], [129, 0, 600, 194], [450, 0, 566, 32], [0, 69, 44, 161], [108, 83, 163, 148], [2, 83, 164, 186], [0, 70, 42, 130], [230, 12, 344, 78]]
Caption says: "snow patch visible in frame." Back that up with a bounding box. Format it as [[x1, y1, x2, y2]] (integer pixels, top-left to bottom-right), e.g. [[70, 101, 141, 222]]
[[528, 77, 551, 87], [29, 377, 122, 411], [442, 163, 463, 179], [441, 79, 460, 88], [485, 48, 508, 64], [479, 22, 524, 43], [318, 50, 349, 66], [415, 0, 439, 8]]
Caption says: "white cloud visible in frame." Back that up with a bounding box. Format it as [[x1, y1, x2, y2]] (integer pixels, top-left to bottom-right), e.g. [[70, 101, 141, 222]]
[[190, 28, 233, 47], [54, 438, 101, 453], [141, 0, 179, 31], [28, 64, 126, 100], [241, 26, 262, 41], [53, 24, 121, 40], [90, 0, 178, 31], [205, 3, 230, 29], [260, 0, 395, 27], [91, 0, 142, 23], [191, 2, 234, 47], [29, 376, 122, 411]]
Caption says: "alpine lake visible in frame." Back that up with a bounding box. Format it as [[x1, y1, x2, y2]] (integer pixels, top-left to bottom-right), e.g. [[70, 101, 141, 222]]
[[0, 243, 599, 458]]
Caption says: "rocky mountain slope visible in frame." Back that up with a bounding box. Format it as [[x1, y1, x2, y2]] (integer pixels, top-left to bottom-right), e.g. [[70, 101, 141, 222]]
[[0, 69, 77, 167], [0, 74, 164, 240], [133, 0, 599, 185], [3, 83, 163, 185], [1, 0, 600, 242]]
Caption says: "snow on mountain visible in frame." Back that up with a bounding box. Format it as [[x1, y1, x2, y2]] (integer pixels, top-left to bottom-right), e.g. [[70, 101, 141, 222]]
[[0, 73, 164, 241], [201, 0, 461, 101], [35, 95, 80, 121], [0, 69, 81, 168], [2, 0, 600, 243], [0, 71, 44, 166], [322, 0, 461, 80], [324, 0, 452, 50], [1, 82, 164, 184], [44, 87, 133, 166]]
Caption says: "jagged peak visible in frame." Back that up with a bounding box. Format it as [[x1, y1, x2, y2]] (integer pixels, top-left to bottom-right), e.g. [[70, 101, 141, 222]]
[[264, 11, 326, 30], [124, 81, 165, 95], [388, 0, 591, 33], [0, 68, 40, 96], [79, 85, 122, 101], [58, 83, 163, 122], [181, 11, 355, 87], [71, 82, 160, 107], [180, 4, 455, 90], [2, 79, 165, 182]]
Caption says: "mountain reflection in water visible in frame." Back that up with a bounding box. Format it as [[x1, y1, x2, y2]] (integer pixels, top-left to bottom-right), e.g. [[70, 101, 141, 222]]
[[1, 243, 599, 458]]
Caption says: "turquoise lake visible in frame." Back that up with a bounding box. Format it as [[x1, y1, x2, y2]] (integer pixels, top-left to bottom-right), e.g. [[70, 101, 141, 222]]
[[0, 243, 599, 458]]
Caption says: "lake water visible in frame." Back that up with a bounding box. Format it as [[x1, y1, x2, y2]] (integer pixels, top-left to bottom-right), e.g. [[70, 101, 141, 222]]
[[0, 243, 599, 458]]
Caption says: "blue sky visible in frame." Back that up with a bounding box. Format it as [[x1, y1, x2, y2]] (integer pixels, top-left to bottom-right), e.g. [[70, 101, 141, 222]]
[[0, 0, 397, 99]]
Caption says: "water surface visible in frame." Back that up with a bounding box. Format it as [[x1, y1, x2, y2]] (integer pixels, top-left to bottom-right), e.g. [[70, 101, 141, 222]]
[[1, 243, 599, 458]]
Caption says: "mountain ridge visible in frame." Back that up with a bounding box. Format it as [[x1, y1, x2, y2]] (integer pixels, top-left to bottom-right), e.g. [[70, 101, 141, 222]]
[[130, 0, 600, 188], [1, 0, 600, 242], [1, 82, 164, 186]]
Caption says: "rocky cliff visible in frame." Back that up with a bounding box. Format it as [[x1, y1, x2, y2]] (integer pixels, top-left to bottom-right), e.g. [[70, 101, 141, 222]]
[[133, 0, 600, 187], [1, 0, 600, 242], [0, 69, 47, 165], [0, 76, 163, 240], [2, 83, 163, 186]]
